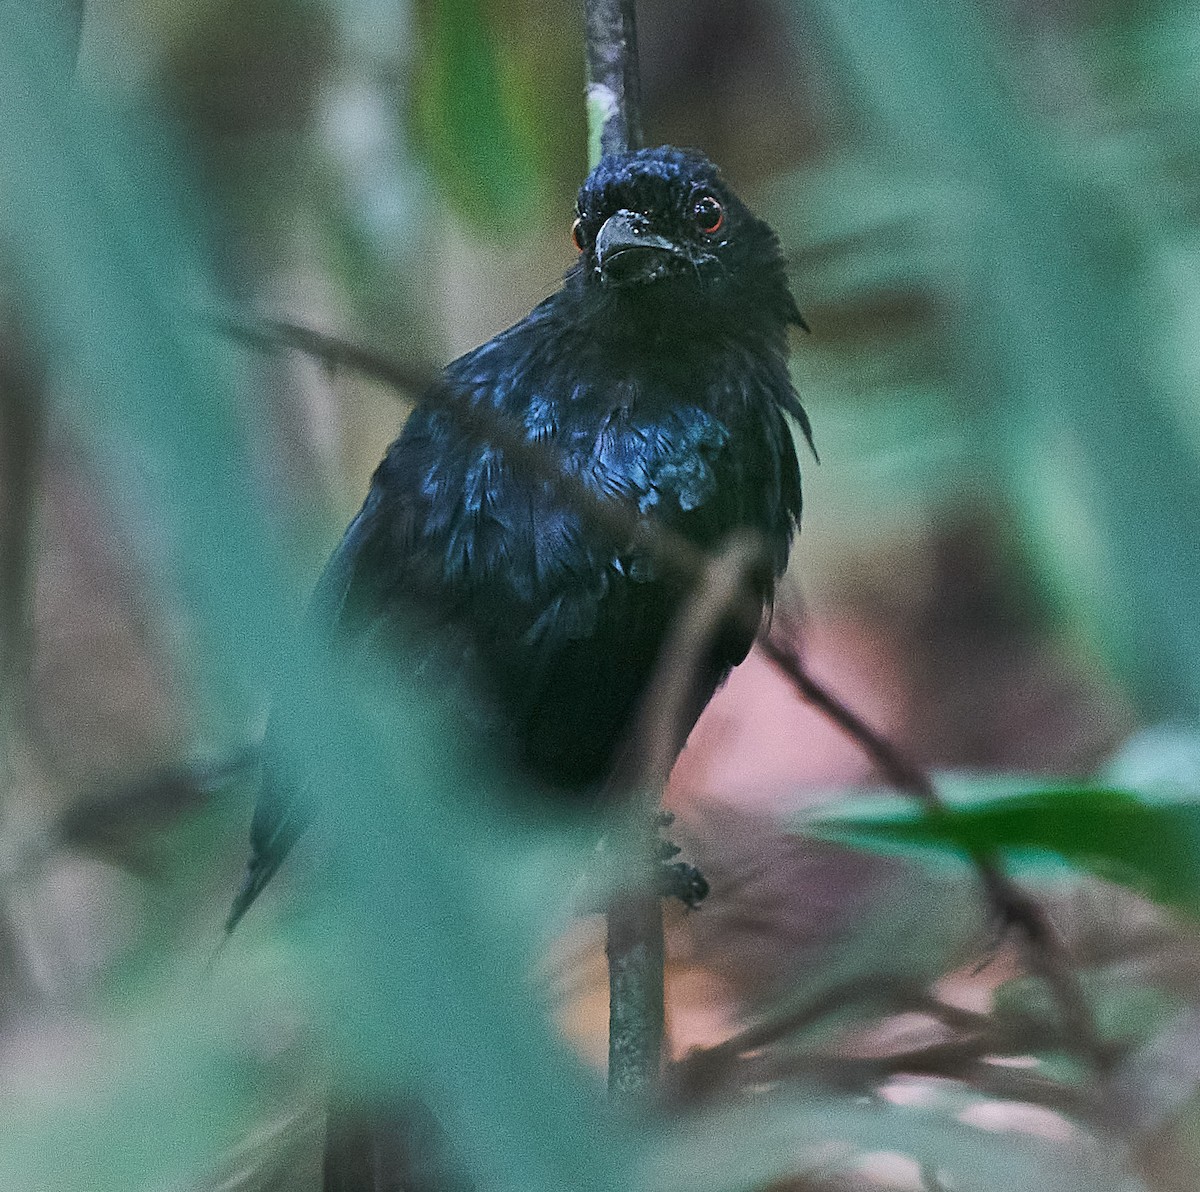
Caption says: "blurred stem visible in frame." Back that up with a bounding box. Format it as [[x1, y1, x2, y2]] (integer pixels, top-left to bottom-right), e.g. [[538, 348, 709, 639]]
[[0, 0, 80, 797], [584, 0, 642, 165], [0, 307, 45, 1019], [583, 0, 662, 1103], [0, 306, 45, 798]]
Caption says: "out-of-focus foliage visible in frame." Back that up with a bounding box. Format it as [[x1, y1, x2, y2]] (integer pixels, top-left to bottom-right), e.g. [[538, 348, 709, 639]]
[[0, 8, 620, 1192], [807, 781, 1200, 921], [411, 0, 560, 230], [5, 0, 1200, 1189], [785, 0, 1200, 723]]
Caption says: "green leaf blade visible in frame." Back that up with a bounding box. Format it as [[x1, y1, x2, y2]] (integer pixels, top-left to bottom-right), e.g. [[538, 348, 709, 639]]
[[807, 784, 1200, 918]]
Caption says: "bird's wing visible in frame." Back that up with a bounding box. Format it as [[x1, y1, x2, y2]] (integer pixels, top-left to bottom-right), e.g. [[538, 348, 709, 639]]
[[228, 380, 549, 928], [226, 428, 431, 933]]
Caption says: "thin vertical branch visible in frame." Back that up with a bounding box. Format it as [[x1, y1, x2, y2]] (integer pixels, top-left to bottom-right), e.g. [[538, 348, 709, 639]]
[[604, 888, 665, 1099], [582, 0, 664, 1102], [0, 291, 49, 1022], [584, 0, 642, 162]]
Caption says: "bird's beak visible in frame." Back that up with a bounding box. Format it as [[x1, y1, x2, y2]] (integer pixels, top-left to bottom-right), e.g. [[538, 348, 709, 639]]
[[595, 209, 683, 286]]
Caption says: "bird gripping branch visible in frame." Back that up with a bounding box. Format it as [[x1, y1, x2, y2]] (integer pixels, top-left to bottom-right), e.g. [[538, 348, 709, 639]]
[[229, 147, 811, 942]]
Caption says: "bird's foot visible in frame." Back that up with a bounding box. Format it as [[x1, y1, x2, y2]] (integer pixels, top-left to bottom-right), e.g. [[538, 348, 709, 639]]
[[657, 858, 709, 907], [654, 816, 708, 907]]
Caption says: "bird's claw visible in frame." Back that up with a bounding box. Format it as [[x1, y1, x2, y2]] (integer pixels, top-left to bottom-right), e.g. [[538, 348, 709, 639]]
[[652, 812, 707, 906], [656, 836, 681, 862], [656, 858, 708, 907]]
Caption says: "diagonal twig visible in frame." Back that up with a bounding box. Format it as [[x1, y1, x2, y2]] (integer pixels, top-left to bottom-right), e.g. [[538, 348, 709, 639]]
[[615, 532, 766, 794], [759, 610, 1105, 1069]]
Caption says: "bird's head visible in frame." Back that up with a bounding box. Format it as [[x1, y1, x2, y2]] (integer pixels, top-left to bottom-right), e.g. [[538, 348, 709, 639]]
[[567, 146, 805, 339]]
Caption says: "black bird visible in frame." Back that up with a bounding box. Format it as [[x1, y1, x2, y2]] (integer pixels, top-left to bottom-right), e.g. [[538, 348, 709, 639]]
[[228, 145, 812, 932]]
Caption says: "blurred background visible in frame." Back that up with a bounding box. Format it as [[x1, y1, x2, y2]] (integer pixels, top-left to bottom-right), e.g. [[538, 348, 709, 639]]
[[6, 0, 1200, 1188]]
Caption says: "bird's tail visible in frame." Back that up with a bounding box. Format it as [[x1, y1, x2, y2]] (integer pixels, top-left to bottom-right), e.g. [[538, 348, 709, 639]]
[[323, 1099, 474, 1192], [224, 741, 310, 935], [224, 855, 282, 934]]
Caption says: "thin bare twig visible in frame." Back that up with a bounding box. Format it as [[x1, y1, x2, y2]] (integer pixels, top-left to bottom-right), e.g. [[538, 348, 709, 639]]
[[579, 0, 663, 1093], [219, 315, 439, 399], [615, 532, 765, 793], [584, 0, 642, 161], [678, 991, 1098, 1121], [671, 975, 931, 1099], [759, 613, 1105, 1069], [227, 316, 703, 583], [758, 623, 939, 808]]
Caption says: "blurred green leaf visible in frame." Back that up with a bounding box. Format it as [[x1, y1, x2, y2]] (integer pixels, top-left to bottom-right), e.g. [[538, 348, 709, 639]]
[[793, 0, 1200, 721], [0, 974, 272, 1192], [807, 783, 1200, 918], [411, 0, 542, 231], [0, 8, 625, 1191]]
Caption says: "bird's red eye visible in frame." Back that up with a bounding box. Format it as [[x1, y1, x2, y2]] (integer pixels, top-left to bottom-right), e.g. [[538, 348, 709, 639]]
[[571, 217, 585, 253], [692, 195, 724, 235]]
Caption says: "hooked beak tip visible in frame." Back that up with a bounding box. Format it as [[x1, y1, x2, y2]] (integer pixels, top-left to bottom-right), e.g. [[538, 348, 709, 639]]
[[595, 210, 683, 286]]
